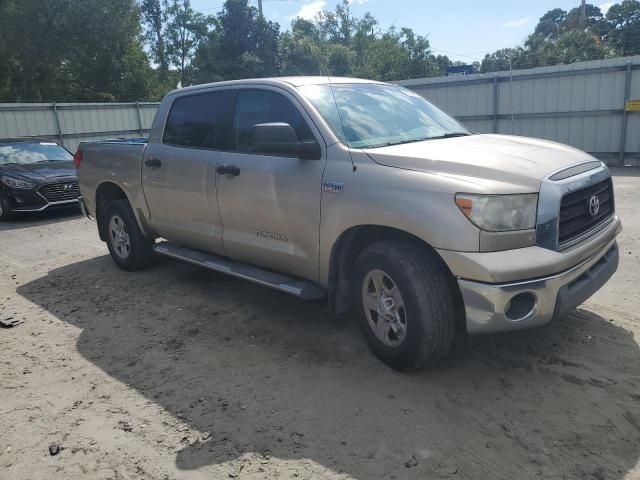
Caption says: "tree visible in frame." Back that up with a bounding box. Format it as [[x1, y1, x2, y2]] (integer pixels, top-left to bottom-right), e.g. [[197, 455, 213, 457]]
[[141, 0, 169, 80], [481, 47, 528, 73], [534, 8, 568, 40], [0, 0, 160, 102], [607, 0, 640, 56], [279, 20, 323, 76], [165, 0, 212, 86], [565, 3, 610, 38], [193, 0, 279, 81]]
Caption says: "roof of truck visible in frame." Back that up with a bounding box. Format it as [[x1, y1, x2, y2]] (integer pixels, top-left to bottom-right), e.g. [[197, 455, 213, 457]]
[[166, 76, 387, 97]]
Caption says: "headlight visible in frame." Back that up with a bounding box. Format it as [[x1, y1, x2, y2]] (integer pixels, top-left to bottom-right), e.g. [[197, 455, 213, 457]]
[[1, 176, 36, 189], [455, 193, 538, 231]]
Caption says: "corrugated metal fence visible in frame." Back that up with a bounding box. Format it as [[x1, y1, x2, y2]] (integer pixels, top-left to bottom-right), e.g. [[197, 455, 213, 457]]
[[0, 102, 159, 152], [397, 55, 640, 167], [0, 55, 639, 165]]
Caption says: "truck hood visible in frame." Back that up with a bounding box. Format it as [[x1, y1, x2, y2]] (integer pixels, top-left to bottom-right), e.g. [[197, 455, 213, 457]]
[[0, 161, 76, 182], [364, 134, 597, 192]]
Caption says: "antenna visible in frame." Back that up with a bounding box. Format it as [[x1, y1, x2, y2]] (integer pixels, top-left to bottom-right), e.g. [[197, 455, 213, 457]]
[[327, 76, 357, 172], [258, 0, 263, 17]]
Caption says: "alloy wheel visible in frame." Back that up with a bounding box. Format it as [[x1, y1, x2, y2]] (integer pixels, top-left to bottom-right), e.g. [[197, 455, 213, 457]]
[[361, 268, 408, 347]]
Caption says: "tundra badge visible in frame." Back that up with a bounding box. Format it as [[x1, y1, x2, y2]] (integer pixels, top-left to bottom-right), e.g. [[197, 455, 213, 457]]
[[322, 182, 344, 193]]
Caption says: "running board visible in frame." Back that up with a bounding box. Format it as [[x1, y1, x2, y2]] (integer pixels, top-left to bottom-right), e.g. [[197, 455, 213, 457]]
[[153, 242, 326, 300]]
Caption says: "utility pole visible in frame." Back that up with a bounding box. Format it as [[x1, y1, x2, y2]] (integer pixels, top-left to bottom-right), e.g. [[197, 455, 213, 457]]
[[580, 0, 586, 27], [258, 0, 263, 17]]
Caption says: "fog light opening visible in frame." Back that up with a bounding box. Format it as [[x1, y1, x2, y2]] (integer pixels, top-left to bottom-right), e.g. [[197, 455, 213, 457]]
[[505, 292, 536, 321]]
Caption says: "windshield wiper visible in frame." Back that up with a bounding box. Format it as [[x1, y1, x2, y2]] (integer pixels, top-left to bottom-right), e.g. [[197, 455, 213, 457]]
[[366, 132, 471, 149], [370, 137, 430, 148], [428, 132, 471, 140]]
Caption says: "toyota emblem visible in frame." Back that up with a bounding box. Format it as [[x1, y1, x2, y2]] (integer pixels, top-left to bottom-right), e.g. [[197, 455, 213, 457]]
[[588, 195, 600, 217]]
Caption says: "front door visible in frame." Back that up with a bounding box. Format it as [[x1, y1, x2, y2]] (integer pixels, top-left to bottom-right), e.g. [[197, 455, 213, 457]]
[[216, 88, 326, 280], [142, 89, 235, 253]]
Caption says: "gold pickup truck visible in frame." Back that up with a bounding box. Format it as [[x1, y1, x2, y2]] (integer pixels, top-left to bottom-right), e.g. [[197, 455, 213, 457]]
[[76, 77, 621, 371]]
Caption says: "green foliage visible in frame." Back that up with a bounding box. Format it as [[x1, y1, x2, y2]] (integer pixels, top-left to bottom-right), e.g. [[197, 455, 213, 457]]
[[274, 0, 440, 81], [482, 2, 639, 73], [2, 0, 640, 101], [193, 0, 280, 82], [607, 0, 640, 55], [141, 0, 169, 79], [0, 0, 162, 101], [164, 0, 213, 85]]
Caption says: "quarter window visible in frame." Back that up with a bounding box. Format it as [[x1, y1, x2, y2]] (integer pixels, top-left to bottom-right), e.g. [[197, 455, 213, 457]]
[[163, 90, 235, 149], [232, 90, 314, 153]]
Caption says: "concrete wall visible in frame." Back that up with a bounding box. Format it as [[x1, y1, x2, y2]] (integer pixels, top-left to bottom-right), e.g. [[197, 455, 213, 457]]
[[397, 56, 640, 167]]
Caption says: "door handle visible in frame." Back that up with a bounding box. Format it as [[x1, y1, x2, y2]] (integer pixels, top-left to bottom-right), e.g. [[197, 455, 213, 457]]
[[216, 164, 240, 176], [145, 158, 162, 168]]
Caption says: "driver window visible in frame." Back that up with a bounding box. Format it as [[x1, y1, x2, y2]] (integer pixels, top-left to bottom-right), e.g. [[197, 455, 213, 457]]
[[232, 90, 314, 153]]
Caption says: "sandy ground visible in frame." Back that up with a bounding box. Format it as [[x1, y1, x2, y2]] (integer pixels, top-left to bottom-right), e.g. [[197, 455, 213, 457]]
[[1, 170, 639, 480]]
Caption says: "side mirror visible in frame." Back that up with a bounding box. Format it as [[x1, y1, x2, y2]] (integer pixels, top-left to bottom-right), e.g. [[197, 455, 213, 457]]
[[249, 123, 321, 160]]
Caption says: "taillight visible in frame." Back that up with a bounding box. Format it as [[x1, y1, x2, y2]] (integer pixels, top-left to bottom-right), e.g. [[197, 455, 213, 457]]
[[73, 150, 83, 168]]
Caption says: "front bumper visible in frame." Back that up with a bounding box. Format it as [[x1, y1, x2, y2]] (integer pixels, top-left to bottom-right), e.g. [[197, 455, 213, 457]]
[[5, 182, 80, 213], [458, 239, 619, 334]]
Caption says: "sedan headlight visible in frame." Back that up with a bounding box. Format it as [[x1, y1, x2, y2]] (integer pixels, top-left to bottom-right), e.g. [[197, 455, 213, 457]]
[[1, 176, 36, 189], [455, 193, 538, 231]]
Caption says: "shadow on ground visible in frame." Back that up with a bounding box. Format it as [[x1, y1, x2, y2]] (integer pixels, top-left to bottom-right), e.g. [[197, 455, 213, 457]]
[[18, 255, 640, 479], [0, 206, 81, 232], [611, 167, 640, 178]]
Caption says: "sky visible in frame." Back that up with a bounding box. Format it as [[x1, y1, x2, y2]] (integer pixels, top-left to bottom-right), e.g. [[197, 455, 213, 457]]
[[190, 0, 620, 63]]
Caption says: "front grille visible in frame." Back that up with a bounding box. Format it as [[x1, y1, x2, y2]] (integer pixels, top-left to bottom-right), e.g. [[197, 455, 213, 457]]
[[38, 181, 80, 203], [558, 178, 614, 246]]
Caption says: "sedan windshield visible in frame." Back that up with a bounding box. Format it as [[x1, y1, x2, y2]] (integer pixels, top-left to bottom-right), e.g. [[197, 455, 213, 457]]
[[298, 83, 470, 149], [0, 141, 72, 165]]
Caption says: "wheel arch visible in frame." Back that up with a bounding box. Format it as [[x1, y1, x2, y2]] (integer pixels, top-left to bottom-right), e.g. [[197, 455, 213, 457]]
[[95, 181, 153, 241], [327, 225, 465, 330]]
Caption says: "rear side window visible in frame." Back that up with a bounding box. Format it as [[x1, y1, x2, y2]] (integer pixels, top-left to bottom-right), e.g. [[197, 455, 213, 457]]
[[163, 90, 235, 149], [232, 90, 314, 153]]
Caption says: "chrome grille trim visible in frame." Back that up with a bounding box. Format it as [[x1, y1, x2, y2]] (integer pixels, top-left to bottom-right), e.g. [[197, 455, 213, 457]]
[[38, 180, 80, 202], [558, 178, 614, 246], [536, 162, 612, 251]]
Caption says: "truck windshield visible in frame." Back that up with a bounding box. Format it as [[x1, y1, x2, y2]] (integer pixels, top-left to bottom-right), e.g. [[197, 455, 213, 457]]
[[0, 141, 72, 165], [298, 83, 469, 149]]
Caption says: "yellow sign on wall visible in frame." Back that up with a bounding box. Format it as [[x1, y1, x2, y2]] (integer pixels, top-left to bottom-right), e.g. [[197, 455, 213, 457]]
[[626, 99, 640, 112]]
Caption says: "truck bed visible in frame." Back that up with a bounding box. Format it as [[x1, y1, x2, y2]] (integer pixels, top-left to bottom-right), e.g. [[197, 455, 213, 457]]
[[76, 140, 149, 221]]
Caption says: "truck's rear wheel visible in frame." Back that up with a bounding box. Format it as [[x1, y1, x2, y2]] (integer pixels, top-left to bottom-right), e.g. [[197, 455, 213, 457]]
[[103, 200, 154, 271], [353, 240, 456, 371]]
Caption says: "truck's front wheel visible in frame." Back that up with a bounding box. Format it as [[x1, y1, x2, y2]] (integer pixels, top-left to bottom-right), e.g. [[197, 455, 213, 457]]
[[354, 240, 456, 371], [103, 200, 154, 271]]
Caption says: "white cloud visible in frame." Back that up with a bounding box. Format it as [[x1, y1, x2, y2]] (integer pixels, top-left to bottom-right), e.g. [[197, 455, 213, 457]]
[[599, 1, 615, 14], [504, 17, 530, 28], [292, 0, 326, 20], [348, 0, 372, 4]]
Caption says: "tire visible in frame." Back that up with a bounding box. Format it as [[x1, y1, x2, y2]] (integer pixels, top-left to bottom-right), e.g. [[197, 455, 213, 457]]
[[102, 199, 154, 271], [353, 240, 456, 371], [0, 193, 13, 221]]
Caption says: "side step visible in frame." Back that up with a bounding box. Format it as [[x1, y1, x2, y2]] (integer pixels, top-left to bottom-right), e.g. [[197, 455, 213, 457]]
[[153, 242, 326, 300]]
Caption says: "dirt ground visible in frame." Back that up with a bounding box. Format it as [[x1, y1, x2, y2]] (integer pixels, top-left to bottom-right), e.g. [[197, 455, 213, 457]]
[[1, 170, 639, 480]]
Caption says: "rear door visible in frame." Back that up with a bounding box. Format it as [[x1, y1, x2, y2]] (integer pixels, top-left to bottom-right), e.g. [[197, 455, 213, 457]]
[[216, 87, 326, 280], [142, 89, 235, 253]]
